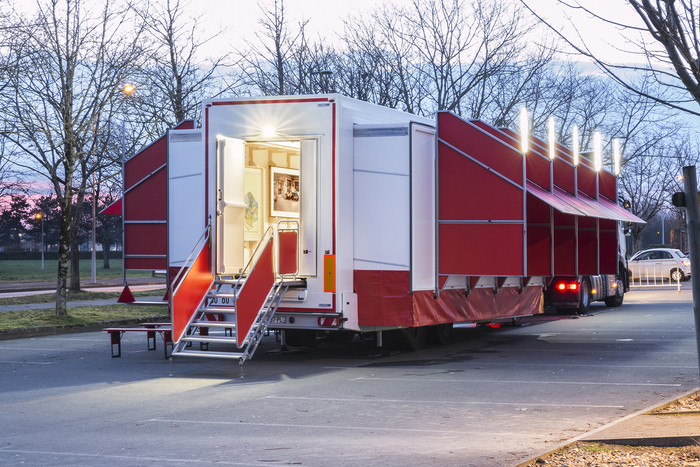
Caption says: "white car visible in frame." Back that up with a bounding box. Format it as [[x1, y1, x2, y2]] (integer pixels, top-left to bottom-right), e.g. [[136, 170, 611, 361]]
[[629, 248, 691, 282]]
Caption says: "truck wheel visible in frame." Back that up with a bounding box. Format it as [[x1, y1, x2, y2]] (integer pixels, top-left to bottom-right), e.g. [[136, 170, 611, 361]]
[[400, 327, 427, 351], [284, 329, 321, 348], [577, 279, 591, 314], [670, 269, 684, 282], [426, 323, 453, 345], [604, 281, 624, 307]]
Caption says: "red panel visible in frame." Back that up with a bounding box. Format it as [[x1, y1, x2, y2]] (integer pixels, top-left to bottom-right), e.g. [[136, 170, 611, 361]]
[[124, 257, 167, 270], [599, 169, 616, 200], [526, 194, 551, 276], [578, 165, 597, 198], [100, 198, 122, 215], [124, 169, 167, 221], [278, 231, 298, 275], [528, 181, 581, 216], [438, 112, 523, 186], [125, 139, 165, 190], [578, 218, 597, 275], [413, 286, 543, 325], [236, 240, 275, 346], [354, 270, 413, 326], [171, 242, 213, 342], [439, 144, 524, 221], [526, 152, 551, 189], [599, 219, 617, 274], [125, 224, 166, 255], [439, 224, 524, 276], [469, 120, 513, 144], [553, 210, 576, 275], [553, 157, 576, 194]]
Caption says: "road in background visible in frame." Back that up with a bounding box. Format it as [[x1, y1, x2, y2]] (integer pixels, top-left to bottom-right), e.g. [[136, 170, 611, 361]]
[[0, 285, 697, 466]]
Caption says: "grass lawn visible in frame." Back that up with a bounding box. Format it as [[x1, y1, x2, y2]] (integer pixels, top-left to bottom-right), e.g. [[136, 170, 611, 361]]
[[0, 259, 152, 282], [0, 289, 167, 306], [0, 304, 168, 330]]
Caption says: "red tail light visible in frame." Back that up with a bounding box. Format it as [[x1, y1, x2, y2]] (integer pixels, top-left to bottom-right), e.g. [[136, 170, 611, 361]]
[[557, 283, 566, 290], [569, 283, 578, 291]]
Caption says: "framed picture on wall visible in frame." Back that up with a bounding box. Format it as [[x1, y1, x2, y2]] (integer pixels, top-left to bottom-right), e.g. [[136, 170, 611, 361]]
[[270, 167, 300, 218], [244, 167, 263, 241]]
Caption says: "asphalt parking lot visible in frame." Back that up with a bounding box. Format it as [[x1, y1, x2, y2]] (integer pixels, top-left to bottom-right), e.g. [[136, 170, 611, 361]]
[[1, 284, 698, 466]]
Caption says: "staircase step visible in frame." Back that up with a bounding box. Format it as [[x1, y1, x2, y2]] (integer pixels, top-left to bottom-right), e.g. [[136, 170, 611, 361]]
[[192, 321, 236, 328], [182, 335, 238, 343], [198, 306, 236, 312], [172, 349, 245, 360], [207, 293, 238, 299]]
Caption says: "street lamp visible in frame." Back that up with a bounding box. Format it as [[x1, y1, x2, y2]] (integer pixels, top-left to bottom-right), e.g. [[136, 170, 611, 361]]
[[35, 213, 44, 270], [120, 83, 135, 286]]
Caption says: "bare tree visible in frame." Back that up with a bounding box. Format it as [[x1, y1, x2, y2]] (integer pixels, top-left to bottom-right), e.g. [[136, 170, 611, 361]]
[[0, 0, 146, 316], [133, 0, 237, 134], [521, 1, 700, 116]]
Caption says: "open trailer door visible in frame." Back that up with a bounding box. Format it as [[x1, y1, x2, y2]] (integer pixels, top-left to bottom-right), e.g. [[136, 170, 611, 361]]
[[216, 136, 246, 275]]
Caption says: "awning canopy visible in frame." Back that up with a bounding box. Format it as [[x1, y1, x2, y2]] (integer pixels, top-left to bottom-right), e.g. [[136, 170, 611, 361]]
[[526, 182, 645, 224], [526, 181, 581, 216], [599, 196, 646, 223], [99, 198, 122, 215]]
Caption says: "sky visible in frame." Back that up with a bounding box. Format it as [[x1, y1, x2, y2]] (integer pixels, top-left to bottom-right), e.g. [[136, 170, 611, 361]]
[[198, 0, 643, 65]]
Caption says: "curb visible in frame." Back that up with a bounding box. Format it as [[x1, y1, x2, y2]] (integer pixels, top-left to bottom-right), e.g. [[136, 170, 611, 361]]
[[512, 387, 700, 467], [0, 315, 170, 341]]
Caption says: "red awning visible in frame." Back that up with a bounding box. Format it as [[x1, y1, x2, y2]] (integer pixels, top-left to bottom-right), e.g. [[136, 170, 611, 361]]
[[552, 186, 603, 217], [526, 181, 583, 216], [599, 196, 646, 224], [99, 198, 122, 215]]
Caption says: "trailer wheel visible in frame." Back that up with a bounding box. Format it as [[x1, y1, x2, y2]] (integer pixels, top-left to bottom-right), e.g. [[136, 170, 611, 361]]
[[577, 279, 591, 314], [426, 323, 453, 345], [284, 329, 321, 348], [400, 327, 427, 351], [604, 280, 624, 307]]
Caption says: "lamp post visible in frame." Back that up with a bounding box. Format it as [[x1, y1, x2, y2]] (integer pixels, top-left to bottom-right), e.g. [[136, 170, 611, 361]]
[[120, 83, 135, 287], [35, 213, 44, 270]]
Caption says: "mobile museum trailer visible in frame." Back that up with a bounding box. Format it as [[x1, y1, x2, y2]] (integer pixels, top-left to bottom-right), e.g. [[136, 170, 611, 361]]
[[116, 94, 644, 364]]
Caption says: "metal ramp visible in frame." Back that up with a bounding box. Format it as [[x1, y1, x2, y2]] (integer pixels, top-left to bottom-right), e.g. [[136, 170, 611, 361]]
[[170, 223, 302, 365]]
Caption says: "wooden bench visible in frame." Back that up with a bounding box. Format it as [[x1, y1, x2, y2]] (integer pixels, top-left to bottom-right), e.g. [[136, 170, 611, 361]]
[[103, 326, 173, 359]]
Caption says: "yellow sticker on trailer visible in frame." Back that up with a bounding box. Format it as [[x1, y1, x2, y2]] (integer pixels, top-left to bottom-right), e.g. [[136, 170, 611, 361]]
[[324, 255, 336, 293]]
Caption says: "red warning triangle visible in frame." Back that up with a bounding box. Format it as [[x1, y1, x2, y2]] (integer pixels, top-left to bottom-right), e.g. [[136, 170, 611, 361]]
[[117, 285, 135, 303]]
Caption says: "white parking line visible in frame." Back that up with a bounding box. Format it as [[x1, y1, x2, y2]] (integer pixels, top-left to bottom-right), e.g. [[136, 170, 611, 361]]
[[352, 377, 681, 387], [263, 396, 624, 408], [0, 361, 54, 365], [0, 448, 258, 465], [141, 418, 549, 436]]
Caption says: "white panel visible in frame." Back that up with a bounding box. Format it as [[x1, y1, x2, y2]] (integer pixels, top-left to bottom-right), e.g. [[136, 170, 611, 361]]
[[168, 129, 205, 266], [353, 171, 409, 268], [299, 139, 317, 276], [216, 137, 246, 274], [353, 135, 409, 175], [411, 124, 437, 291]]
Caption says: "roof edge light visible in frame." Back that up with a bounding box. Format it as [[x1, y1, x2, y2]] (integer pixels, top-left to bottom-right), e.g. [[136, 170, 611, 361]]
[[613, 138, 620, 175], [548, 116, 555, 160], [572, 125, 579, 166], [520, 108, 529, 154], [594, 131, 602, 171]]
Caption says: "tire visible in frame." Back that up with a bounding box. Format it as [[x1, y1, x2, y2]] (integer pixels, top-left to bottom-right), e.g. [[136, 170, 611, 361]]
[[284, 329, 321, 348], [670, 269, 685, 283], [604, 280, 624, 307], [426, 323, 454, 345], [399, 326, 427, 351], [577, 279, 591, 314]]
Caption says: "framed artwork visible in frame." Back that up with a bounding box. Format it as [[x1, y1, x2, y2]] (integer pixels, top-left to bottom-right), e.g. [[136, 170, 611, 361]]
[[244, 167, 263, 241], [270, 167, 300, 218]]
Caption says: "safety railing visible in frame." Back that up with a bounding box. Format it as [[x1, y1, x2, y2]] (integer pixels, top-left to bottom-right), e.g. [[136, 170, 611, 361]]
[[629, 265, 682, 293]]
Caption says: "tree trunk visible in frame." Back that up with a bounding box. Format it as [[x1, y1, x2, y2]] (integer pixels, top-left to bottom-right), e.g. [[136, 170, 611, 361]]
[[55, 203, 72, 317]]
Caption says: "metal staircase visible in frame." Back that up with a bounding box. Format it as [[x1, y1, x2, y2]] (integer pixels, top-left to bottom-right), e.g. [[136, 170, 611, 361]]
[[170, 224, 302, 365]]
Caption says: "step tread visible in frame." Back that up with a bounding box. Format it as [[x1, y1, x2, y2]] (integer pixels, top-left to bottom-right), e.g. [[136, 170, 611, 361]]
[[192, 321, 236, 328], [171, 350, 244, 359], [182, 335, 238, 343]]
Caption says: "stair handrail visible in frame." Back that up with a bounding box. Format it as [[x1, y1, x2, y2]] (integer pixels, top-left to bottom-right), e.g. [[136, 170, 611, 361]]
[[171, 222, 211, 297], [233, 225, 275, 295]]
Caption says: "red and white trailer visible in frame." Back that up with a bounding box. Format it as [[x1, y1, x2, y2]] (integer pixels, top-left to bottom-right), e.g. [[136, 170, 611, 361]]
[[157, 94, 643, 363]]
